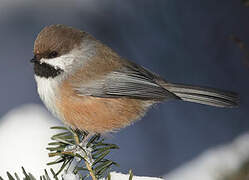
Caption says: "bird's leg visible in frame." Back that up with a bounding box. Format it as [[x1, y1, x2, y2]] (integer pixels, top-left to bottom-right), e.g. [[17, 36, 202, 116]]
[[70, 128, 94, 147], [64, 129, 95, 164], [79, 133, 95, 147]]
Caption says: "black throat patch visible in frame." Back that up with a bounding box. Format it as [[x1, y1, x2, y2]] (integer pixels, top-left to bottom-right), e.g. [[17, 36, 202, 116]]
[[34, 62, 63, 78]]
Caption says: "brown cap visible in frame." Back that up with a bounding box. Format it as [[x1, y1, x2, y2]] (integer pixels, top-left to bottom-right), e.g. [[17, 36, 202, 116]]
[[34, 24, 87, 59]]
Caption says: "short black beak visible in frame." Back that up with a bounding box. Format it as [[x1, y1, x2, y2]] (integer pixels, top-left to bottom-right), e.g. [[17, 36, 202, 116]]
[[30, 57, 38, 63]]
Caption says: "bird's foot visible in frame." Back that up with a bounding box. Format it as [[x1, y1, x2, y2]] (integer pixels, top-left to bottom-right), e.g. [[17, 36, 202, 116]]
[[64, 142, 93, 165]]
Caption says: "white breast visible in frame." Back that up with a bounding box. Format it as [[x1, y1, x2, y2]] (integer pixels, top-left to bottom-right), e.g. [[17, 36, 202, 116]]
[[35, 75, 63, 120], [34, 39, 98, 121]]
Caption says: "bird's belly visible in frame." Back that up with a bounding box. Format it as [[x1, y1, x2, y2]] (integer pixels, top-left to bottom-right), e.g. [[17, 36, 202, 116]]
[[56, 95, 150, 134]]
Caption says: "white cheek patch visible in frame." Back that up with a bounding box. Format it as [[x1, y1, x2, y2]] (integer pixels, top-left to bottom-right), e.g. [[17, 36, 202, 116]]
[[39, 39, 97, 73], [40, 55, 75, 72]]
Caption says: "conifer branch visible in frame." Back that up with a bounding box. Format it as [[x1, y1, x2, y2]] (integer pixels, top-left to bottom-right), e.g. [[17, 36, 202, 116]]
[[46, 126, 119, 179], [1, 126, 119, 180]]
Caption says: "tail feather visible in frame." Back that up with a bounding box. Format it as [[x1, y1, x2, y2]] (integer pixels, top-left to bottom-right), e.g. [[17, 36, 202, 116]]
[[162, 83, 239, 108]]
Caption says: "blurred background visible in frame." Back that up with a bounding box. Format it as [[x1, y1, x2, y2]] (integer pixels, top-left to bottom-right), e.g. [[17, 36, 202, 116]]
[[0, 0, 249, 179]]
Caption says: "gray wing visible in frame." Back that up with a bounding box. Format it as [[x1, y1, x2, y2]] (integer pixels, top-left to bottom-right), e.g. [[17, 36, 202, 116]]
[[74, 60, 179, 101]]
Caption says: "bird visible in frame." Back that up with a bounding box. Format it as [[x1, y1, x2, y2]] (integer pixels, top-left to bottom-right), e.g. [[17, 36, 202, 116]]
[[31, 24, 239, 136]]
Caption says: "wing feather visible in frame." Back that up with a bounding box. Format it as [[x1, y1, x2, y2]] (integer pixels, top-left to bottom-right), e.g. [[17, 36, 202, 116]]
[[74, 60, 179, 101]]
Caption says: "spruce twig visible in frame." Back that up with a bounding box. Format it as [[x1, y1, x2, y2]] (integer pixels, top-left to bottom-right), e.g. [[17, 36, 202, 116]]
[[71, 130, 97, 180], [46, 126, 119, 179], [1, 126, 119, 180]]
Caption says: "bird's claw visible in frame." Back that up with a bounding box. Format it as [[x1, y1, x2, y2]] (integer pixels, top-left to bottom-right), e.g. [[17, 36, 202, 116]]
[[64, 143, 93, 164]]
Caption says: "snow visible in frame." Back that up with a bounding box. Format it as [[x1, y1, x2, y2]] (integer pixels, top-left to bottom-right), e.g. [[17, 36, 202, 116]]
[[62, 172, 80, 180], [100, 172, 164, 180], [0, 104, 62, 179], [165, 132, 249, 180], [62, 171, 164, 180]]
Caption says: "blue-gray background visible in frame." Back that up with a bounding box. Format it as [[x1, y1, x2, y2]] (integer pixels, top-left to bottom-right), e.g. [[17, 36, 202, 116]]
[[0, 0, 248, 177]]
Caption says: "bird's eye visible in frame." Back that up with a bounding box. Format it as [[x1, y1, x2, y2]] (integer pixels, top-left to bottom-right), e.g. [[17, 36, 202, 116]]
[[48, 51, 58, 59]]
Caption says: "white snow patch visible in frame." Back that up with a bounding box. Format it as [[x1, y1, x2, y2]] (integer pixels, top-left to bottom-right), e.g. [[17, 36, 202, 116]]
[[100, 172, 164, 180], [62, 172, 80, 180], [165, 133, 249, 180], [0, 104, 62, 178]]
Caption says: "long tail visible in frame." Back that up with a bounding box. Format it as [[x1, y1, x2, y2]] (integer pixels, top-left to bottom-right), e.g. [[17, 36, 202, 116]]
[[162, 83, 239, 108]]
